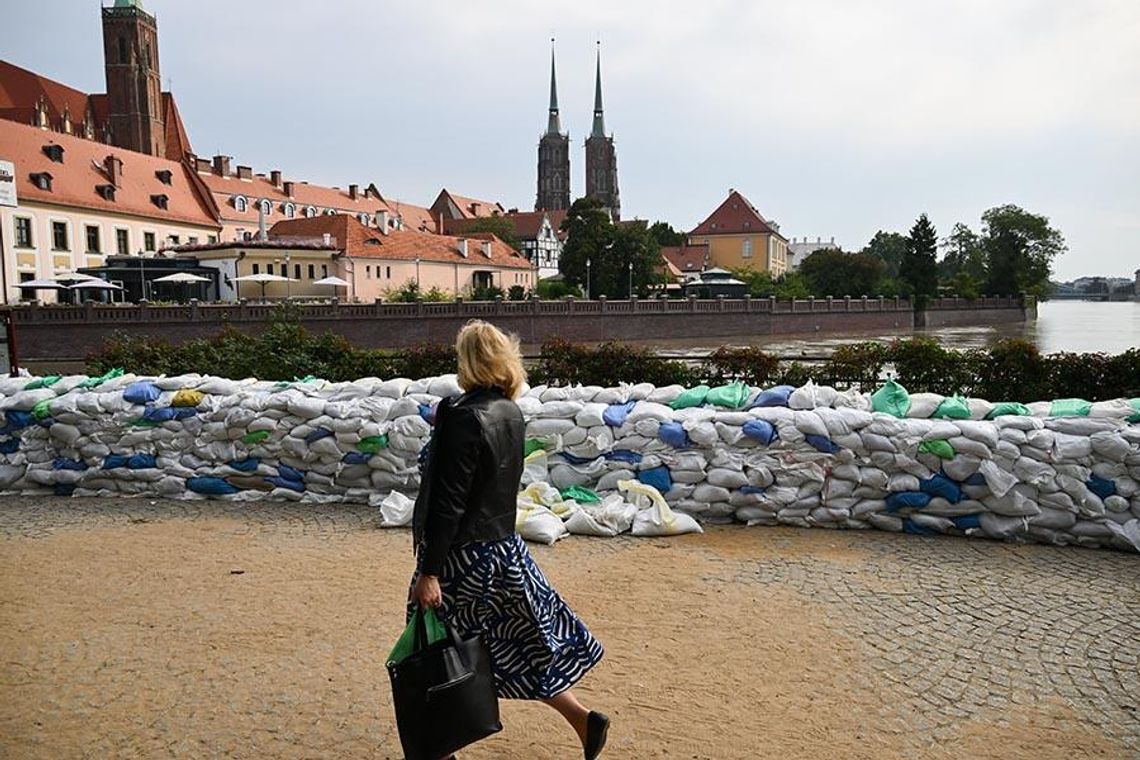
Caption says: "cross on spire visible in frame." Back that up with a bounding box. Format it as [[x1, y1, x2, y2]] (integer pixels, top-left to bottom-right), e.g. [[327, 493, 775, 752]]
[[546, 37, 562, 135]]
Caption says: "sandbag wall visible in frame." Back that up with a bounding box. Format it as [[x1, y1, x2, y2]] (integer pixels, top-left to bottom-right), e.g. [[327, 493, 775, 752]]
[[1, 371, 1138, 553]]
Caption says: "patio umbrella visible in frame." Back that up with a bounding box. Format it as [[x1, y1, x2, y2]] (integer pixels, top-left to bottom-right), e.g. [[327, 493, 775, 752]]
[[313, 275, 350, 299], [154, 272, 212, 302], [16, 279, 67, 289], [68, 279, 123, 290], [232, 273, 295, 301], [53, 271, 102, 282]]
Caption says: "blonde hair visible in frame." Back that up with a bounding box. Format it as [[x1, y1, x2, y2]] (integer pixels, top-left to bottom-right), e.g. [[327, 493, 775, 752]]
[[455, 320, 527, 399]]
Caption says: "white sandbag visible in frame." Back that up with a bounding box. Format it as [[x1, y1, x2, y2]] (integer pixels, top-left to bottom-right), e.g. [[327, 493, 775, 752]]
[[516, 504, 568, 545], [620, 479, 703, 536], [905, 393, 944, 419], [377, 491, 414, 527]]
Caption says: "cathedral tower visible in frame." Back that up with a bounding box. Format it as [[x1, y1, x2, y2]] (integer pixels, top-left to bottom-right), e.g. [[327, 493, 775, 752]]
[[584, 43, 620, 220], [536, 40, 571, 211], [102, 0, 166, 156]]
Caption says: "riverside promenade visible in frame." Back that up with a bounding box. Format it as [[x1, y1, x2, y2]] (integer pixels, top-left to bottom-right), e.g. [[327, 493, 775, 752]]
[[1, 496, 1135, 759]]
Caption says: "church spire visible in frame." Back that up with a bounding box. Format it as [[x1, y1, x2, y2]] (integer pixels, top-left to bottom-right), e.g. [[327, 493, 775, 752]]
[[591, 41, 606, 138], [546, 38, 561, 135]]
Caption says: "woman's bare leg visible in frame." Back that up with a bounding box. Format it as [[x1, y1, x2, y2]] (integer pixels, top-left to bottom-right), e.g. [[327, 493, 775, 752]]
[[542, 689, 590, 745]]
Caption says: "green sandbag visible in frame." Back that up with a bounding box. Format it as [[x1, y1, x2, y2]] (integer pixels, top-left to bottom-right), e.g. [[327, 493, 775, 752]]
[[387, 607, 448, 666], [932, 395, 970, 420], [25, 375, 61, 390], [560, 485, 601, 504], [242, 429, 270, 445], [524, 438, 547, 457], [357, 434, 389, 454], [31, 399, 53, 421], [705, 381, 750, 409], [1050, 398, 1092, 417], [918, 439, 956, 460], [986, 402, 1031, 419], [1129, 399, 1140, 423], [670, 385, 710, 410], [871, 380, 911, 418], [79, 368, 124, 389], [132, 418, 160, 428]]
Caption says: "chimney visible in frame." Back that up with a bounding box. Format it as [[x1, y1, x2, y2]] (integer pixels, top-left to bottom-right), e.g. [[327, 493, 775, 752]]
[[349, 184, 359, 200], [481, 240, 493, 259], [283, 181, 295, 198], [270, 170, 282, 188], [236, 165, 253, 181], [194, 156, 211, 173], [457, 238, 468, 258], [377, 209, 389, 234], [322, 233, 332, 247], [104, 155, 124, 187], [212, 154, 231, 176], [468, 202, 479, 215]]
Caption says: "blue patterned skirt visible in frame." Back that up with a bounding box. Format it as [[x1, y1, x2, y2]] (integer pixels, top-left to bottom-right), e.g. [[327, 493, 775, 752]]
[[408, 533, 604, 700]]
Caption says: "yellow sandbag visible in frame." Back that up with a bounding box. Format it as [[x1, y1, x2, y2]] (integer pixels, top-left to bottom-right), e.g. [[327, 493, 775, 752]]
[[171, 389, 205, 408]]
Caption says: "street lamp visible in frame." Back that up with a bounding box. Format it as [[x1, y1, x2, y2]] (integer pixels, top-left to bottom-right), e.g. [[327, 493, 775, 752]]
[[585, 258, 591, 300], [628, 260, 634, 299], [415, 257, 421, 288], [285, 253, 292, 299]]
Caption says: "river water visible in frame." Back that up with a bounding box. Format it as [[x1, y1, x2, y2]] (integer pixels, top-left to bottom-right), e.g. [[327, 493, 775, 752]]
[[647, 300, 1140, 357]]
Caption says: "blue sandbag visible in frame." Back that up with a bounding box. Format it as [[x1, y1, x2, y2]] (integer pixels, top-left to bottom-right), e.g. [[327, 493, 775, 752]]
[[604, 449, 643, 465], [920, 474, 962, 504], [658, 421, 690, 448], [0, 438, 19, 454], [266, 476, 305, 492], [602, 401, 637, 427], [1086, 474, 1116, 500], [418, 403, 437, 424], [52, 458, 87, 471], [228, 457, 260, 473], [741, 419, 778, 445], [304, 427, 333, 444], [102, 454, 130, 470], [746, 385, 795, 409], [277, 464, 305, 483], [962, 472, 987, 487], [142, 406, 197, 423], [123, 381, 161, 405], [559, 451, 601, 465], [187, 476, 240, 496], [54, 483, 76, 497], [805, 434, 841, 454], [953, 514, 982, 531], [341, 452, 371, 465], [886, 491, 932, 512], [5, 410, 34, 430], [637, 465, 672, 494], [127, 453, 157, 470], [738, 485, 767, 495]]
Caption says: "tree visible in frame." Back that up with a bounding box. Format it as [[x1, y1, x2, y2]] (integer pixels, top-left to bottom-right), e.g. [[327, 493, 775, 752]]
[[861, 231, 908, 279], [981, 204, 1066, 299], [774, 271, 811, 299], [558, 198, 660, 297], [799, 249, 886, 297], [900, 213, 939, 305], [647, 221, 685, 248], [458, 216, 521, 252], [939, 222, 987, 284], [558, 197, 612, 295]]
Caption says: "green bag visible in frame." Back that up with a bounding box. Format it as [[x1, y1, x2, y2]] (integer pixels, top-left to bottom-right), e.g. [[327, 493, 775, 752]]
[[25, 375, 61, 390], [918, 439, 956, 460], [1128, 399, 1140, 423], [1049, 398, 1092, 418], [986, 402, 1031, 419], [670, 385, 710, 410], [242, 429, 270, 445], [79, 368, 124, 389], [871, 380, 911, 418], [358, 434, 389, 455], [705, 381, 750, 409], [31, 398, 53, 421], [387, 607, 448, 666], [560, 485, 601, 504], [932, 395, 970, 420], [524, 438, 547, 458]]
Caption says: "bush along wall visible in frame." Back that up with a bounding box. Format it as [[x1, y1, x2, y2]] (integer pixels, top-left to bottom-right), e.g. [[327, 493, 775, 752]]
[[2, 371, 1139, 553]]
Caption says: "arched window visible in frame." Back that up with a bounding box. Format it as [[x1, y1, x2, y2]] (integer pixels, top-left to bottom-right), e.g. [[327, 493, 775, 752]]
[[358, 213, 370, 226], [325, 208, 336, 216], [233, 196, 248, 212], [258, 199, 272, 216], [118, 37, 128, 64], [284, 203, 296, 219], [305, 206, 317, 218]]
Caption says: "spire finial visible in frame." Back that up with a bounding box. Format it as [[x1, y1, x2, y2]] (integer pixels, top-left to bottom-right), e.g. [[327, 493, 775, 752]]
[[591, 40, 606, 138], [546, 37, 562, 135]]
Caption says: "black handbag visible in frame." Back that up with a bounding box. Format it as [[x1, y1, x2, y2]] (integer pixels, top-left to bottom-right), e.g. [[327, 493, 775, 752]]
[[388, 609, 502, 760]]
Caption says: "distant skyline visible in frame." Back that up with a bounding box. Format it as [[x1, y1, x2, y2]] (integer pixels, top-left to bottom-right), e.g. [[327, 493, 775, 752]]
[[2, 0, 1137, 280]]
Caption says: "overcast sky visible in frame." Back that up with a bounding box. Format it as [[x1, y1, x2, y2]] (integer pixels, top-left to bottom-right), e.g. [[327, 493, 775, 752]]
[[4, 0, 1138, 280]]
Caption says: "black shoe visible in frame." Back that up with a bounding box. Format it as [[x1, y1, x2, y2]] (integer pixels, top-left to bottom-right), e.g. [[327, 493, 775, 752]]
[[584, 711, 609, 760]]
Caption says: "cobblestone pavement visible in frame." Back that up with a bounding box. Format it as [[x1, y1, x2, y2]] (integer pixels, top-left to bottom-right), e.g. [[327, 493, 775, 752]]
[[1, 497, 1138, 758]]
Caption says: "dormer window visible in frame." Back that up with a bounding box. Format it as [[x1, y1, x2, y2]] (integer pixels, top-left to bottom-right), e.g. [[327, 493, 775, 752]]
[[43, 144, 64, 163], [358, 213, 370, 225], [283, 202, 296, 219], [325, 208, 336, 216], [233, 195, 248, 212], [30, 172, 53, 191], [96, 184, 116, 201], [305, 206, 317, 218], [258, 199, 272, 216], [151, 194, 169, 210], [155, 169, 173, 185]]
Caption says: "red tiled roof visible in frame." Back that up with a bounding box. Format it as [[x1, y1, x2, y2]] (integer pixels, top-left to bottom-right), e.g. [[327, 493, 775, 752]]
[[443, 208, 569, 243], [269, 215, 533, 269], [0, 118, 218, 227], [162, 93, 192, 160], [661, 244, 709, 273], [430, 189, 505, 221], [689, 190, 784, 239]]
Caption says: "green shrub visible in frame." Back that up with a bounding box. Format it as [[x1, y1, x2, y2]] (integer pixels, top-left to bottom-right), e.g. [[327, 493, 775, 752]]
[[699, 346, 780, 386]]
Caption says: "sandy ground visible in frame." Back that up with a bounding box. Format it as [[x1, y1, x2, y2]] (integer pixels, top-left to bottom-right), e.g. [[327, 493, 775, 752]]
[[0, 502, 1132, 759]]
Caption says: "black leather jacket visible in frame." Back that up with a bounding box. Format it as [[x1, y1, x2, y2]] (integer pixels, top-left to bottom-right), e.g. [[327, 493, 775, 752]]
[[413, 386, 524, 576]]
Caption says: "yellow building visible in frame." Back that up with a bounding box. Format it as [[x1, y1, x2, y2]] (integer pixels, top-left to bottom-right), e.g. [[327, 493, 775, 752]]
[[688, 190, 788, 277]]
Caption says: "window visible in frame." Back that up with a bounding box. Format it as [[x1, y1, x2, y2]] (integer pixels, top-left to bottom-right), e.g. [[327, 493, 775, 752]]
[[151, 194, 169, 209], [366, 265, 372, 278], [208, 235, 218, 244], [51, 221, 69, 251], [266, 263, 274, 275], [258, 199, 271, 216], [386, 266, 391, 279], [284, 203, 295, 219], [85, 225, 101, 253], [155, 170, 173, 185], [14, 217, 33, 248], [118, 36, 128, 64], [43, 144, 64, 163], [116, 229, 129, 256], [188, 236, 198, 245], [742, 238, 753, 258], [294, 263, 301, 280], [359, 213, 370, 225], [96, 184, 116, 201], [307, 264, 315, 279], [30, 172, 52, 191], [234, 196, 248, 212], [305, 206, 317, 218], [325, 208, 336, 216], [168, 235, 180, 246], [321, 264, 328, 278], [252, 263, 260, 274], [143, 232, 156, 252]]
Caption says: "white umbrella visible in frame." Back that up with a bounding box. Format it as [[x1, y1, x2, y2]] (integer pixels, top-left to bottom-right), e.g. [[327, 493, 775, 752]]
[[54, 271, 101, 282], [232, 272, 295, 300], [17, 279, 67, 289], [69, 279, 123, 290], [154, 272, 211, 283], [312, 276, 350, 287]]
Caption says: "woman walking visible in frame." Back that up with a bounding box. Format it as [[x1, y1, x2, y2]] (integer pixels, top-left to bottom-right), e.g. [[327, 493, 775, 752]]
[[409, 320, 608, 759]]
